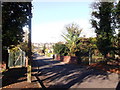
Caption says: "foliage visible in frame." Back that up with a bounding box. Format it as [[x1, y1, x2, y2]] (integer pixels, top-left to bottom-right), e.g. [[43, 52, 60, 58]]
[[8, 45, 21, 53], [91, 1, 115, 58], [78, 37, 97, 52], [115, 1, 120, 27], [2, 2, 32, 69], [19, 41, 29, 55], [46, 53, 53, 57], [62, 23, 82, 56], [2, 2, 32, 47], [53, 43, 69, 56], [114, 1, 120, 56]]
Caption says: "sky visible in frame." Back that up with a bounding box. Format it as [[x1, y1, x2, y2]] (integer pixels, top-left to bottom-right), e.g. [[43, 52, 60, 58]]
[[31, 1, 96, 43]]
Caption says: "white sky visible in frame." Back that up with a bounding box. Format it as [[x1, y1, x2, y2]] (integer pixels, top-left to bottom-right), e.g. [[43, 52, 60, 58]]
[[32, 19, 96, 43], [31, 1, 96, 43]]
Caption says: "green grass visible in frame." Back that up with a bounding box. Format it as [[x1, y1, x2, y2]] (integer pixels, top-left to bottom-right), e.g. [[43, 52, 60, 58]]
[[46, 53, 53, 57]]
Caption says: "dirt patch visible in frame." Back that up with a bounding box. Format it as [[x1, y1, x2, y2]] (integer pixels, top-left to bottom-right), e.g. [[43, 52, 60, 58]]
[[89, 61, 120, 74]]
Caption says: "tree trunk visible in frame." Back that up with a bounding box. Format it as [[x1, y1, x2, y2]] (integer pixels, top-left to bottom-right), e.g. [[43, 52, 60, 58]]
[[27, 2, 32, 83]]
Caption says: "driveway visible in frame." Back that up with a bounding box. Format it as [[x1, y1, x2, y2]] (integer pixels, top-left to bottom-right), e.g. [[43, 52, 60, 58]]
[[32, 54, 120, 89]]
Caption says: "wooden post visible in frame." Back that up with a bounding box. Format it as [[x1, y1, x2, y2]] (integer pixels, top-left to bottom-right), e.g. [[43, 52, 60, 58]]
[[89, 48, 92, 65], [27, 2, 32, 83]]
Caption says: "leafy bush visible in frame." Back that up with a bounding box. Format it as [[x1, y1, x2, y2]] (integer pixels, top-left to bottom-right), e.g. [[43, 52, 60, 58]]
[[62, 23, 82, 56], [53, 43, 69, 56]]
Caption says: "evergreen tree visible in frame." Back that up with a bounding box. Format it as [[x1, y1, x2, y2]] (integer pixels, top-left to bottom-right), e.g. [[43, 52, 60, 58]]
[[91, 1, 114, 58], [114, 1, 120, 56], [2, 2, 32, 48], [2, 2, 32, 68]]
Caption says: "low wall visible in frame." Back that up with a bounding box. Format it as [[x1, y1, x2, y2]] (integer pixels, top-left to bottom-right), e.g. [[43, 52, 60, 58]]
[[56, 55, 77, 64]]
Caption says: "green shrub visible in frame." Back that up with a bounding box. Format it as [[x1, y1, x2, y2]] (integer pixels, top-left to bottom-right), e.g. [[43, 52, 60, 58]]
[[53, 43, 69, 56]]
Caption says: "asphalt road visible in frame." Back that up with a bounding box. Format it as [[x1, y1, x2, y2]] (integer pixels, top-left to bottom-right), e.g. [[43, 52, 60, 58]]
[[32, 54, 120, 89]]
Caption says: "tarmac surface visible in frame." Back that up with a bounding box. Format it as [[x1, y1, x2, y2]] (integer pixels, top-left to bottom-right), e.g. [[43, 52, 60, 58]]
[[32, 54, 120, 89], [2, 53, 120, 89]]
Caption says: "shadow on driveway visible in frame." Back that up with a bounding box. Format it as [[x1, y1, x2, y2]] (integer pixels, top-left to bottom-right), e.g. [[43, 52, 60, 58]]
[[2, 67, 27, 87], [32, 54, 119, 88]]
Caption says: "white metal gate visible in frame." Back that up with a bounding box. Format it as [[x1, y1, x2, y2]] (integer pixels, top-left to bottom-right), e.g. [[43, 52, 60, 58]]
[[8, 47, 26, 68]]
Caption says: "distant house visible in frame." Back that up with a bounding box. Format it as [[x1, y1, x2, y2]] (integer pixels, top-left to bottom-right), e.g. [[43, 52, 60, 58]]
[[32, 43, 55, 50]]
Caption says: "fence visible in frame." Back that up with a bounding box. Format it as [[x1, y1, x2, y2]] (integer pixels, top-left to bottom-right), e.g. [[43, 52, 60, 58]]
[[8, 47, 26, 68], [81, 48, 103, 65]]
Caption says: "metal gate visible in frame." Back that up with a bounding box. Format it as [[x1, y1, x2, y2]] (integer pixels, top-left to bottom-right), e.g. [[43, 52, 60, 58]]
[[8, 47, 26, 68]]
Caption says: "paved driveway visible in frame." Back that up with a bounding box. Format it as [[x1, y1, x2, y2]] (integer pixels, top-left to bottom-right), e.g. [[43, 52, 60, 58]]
[[32, 54, 120, 89]]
